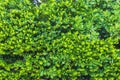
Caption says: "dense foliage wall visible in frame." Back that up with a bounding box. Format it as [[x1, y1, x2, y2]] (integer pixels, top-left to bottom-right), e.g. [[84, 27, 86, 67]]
[[0, 0, 120, 79]]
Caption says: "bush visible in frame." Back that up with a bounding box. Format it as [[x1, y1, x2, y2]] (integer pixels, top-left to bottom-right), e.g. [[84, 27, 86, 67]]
[[0, 0, 120, 79]]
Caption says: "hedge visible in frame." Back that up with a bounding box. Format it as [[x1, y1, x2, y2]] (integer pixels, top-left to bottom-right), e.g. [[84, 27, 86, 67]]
[[0, 0, 120, 79]]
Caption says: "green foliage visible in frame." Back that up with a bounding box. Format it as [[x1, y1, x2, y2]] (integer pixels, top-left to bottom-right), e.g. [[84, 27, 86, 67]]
[[0, 0, 120, 79]]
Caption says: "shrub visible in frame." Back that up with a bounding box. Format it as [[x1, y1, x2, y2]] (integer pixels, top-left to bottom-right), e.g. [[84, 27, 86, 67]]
[[0, 0, 120, 79]]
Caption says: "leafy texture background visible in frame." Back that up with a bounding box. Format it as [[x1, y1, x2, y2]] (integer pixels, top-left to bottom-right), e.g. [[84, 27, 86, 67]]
[[0, 0, 120, 79]]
